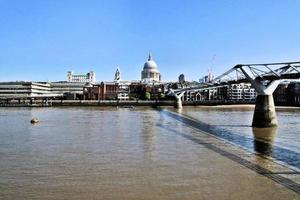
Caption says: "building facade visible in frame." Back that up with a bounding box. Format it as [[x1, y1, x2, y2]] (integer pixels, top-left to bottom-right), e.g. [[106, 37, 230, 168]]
[[181, 83, 256, 102], [273, 82, 300, 106], [83, 81, 131, 101], [50, 81, 87, 100], [0, 82, 61, 99], [67, 71, 96, 83], [227, 83, 256, 101], [129, 82, 164, 100]]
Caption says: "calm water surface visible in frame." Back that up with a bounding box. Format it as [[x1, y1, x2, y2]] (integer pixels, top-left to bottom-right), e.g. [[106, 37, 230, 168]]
[[179, 106, 300, 151], [0, 106, 299, 199], [175, 106, 300, 168]]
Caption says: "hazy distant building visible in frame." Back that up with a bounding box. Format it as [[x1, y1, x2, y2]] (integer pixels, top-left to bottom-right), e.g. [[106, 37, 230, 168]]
[[141, 52, 161, 83], [178, 74, 185, 83], [199, 70, 214, 83], [67, 71, 96, 83]]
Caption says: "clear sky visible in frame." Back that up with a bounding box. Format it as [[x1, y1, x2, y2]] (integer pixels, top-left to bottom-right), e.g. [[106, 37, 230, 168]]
[[0, 0, 300, 82]]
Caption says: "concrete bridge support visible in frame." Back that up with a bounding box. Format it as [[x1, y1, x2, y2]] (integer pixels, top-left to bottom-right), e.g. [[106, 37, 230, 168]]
[[174, 92, 185, 109], [175, 96, 183, 109], [239, 67, 282, 127], [252, 95, 277, 127], [169, 89, 185, 109], [252, 126, 277, 155]]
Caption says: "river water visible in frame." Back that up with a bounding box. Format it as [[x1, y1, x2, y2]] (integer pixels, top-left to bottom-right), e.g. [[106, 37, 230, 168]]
[[0, 106, 299, 199], [175, 106, 300, 169]]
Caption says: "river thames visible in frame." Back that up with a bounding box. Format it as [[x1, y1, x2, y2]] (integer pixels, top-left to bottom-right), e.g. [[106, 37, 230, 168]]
[[0, 106, 299, 199]]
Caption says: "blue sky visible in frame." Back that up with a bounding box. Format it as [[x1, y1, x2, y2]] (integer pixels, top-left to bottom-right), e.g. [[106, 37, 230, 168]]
[[0, 0, 300, 82]]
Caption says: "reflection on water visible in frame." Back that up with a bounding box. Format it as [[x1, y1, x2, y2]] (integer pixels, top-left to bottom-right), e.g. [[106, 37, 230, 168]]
[[172, 106, 300, 169], [252, 127, 277, 156]]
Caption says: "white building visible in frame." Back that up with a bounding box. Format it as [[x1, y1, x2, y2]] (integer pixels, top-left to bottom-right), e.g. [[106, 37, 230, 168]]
[[50, 81, 87, 100], [67, 71, 96, 83], [227, 83, 256, 101], [116, 81, 130, 100], [141, 52, 161, 83], [0, 82, 61, 99]]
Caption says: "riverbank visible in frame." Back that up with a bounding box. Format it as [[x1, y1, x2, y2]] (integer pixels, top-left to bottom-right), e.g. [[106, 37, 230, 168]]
[[0, 99, 257, 107], [1, 99, 300, 108]]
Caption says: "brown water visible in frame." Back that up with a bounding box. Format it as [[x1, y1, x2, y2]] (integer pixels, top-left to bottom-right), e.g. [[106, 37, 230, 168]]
[[0, 107, 299, 199]]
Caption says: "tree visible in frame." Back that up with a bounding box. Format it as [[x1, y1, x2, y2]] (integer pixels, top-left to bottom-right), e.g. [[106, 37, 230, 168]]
[[159, 93, 165, 99], [144, 92, 151, 100]]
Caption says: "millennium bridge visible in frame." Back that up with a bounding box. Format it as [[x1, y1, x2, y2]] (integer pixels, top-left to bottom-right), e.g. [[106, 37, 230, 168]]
[[169, 61, 300, 128]]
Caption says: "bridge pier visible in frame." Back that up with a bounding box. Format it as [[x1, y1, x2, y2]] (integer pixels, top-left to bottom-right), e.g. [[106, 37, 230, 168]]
[[252, 126, 277, 155], [175, 98, 182, 109], [238, 67, 282, 128], [252, 95, 277, 127], [168, 89, 184, 109]]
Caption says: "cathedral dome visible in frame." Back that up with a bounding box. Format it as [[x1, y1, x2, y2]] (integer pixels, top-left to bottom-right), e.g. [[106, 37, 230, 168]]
[[143, 53, 159, 73], [141, 52, 161, 82]]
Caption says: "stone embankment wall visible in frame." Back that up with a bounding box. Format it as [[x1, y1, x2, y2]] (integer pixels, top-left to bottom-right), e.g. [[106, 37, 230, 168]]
[[0, 99, 256, 107]]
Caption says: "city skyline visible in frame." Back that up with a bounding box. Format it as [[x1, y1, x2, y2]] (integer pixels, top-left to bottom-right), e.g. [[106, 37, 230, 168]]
[[0, 0, 300, 82]]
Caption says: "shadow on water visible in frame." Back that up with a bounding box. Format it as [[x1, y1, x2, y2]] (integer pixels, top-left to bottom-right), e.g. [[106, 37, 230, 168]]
[[156, 120, 300, 194], [252, 127, 277, 156], [215, 125, 251, 128], [160, 109, 300, 169]]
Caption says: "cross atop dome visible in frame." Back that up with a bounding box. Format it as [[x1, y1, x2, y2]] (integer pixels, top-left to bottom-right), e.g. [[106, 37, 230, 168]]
[[148, 51, 152, 61]]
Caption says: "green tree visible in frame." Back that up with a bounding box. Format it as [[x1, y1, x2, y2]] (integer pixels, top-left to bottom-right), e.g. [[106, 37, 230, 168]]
[[159, 93, 165, 99], [144, 92, 151, 100]]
